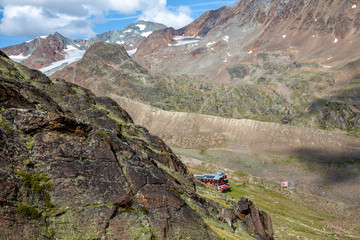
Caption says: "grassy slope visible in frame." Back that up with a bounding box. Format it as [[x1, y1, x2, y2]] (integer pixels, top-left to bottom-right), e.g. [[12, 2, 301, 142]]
[[189, 170, 360, 240], [178, 148, 360, 240]]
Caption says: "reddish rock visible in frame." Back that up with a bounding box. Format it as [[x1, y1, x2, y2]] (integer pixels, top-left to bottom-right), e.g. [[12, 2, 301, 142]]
[[22, 35, 65, 69], [236, 197, 274, 240]]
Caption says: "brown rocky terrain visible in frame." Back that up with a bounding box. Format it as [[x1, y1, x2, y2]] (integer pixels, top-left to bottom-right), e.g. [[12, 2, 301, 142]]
[[21, 34, 67, 69], [0, 51, 274, 239], [133, 0, 360, 84]]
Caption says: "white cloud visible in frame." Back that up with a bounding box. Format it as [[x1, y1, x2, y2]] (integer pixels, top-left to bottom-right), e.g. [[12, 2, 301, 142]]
[[0, 5, 94, 38], [0, 0, 193, 38], [140, 5, 193, 30]]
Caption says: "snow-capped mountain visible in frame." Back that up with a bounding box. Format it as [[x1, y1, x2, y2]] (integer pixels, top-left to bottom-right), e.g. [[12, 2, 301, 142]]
[[0, 20, 167, 75], [133, 0, 360, 83], [88, 20, 167, 52]]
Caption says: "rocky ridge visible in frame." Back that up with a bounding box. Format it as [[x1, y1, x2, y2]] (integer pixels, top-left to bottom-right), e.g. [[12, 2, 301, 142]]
[[0, 52, 271, 239]]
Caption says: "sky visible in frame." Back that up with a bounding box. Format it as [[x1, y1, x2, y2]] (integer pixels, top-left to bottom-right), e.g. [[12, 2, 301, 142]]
[[0, 0, 236, 48]]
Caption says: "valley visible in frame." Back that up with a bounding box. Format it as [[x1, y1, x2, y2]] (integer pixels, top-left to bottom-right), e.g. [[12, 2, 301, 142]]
[[1, 0, 360, 239]]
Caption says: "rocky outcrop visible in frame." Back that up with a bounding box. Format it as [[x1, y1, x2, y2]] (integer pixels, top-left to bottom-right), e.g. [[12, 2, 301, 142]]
[[0, 51, 225, 239], [236, 197, 274, 240]]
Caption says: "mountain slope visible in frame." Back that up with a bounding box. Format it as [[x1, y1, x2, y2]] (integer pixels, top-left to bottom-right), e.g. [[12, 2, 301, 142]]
[[112, 96, 360, 205], [133, 0, 360, 82], [53, 41, 360, 135], [0, 51, 271, 239]]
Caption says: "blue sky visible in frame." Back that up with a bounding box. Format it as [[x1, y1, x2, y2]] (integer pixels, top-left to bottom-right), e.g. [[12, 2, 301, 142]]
[[0, 0, 236, 48]]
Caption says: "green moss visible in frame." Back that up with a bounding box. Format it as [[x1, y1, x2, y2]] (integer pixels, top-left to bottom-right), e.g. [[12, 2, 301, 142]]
[[15, 170, 54, 208], [0, 119, 13, 131], [26, 137, 36, 151], [23, 158, 31, 166], [94, 105, 126, 124], [95, 130, 113, 147], [139, 206, 149, 214], [15, 202, 41, 219]]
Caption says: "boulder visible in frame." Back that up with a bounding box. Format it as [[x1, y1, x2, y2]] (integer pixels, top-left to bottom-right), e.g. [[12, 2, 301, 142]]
[[236, 197, 274, 240]]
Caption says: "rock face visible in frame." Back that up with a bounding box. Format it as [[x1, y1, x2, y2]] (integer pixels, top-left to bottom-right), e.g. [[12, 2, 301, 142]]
[[0, 52, 228, 239], [236, 197, 274, 240]]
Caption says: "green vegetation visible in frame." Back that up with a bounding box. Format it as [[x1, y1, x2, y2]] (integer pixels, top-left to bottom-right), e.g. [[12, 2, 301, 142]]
[[15, 170, 54, 208], [224, 182, 348, 239], [15, 202, 41, 219], [94, 59, 358, 134], [227, 64, 249, 79], [0, 119, 13, 131], [95, 130, 113, 147]]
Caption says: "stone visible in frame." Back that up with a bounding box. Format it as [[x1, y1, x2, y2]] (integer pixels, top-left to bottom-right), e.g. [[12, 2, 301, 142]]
[[236, 197, 274, 240]]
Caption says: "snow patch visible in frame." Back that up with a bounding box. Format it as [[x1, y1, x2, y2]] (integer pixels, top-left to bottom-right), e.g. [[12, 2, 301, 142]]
[[206, 41, 216, 47], [9, 54, 30, 63], [127, 48, 137, 56], [334, 38, 338, 43], [141, 31, 153, 37], [327, 57, 333, 60], [39, 46, 85, 76], [116, 41, 125, 45], [227, 52, 231, 57], [315, 19, 318, 22], [223, 35, 229, 42], [282, 34, 286, 38], [124, 29, 132, 33], [26, 35, 47, 43], [136, 24, 146, 31], [352, 4, 356, 8], [171, 36, 201, 46], [223, 58, 228, 63], [312, 35, 315, 38], [247, 50, 253, 54]]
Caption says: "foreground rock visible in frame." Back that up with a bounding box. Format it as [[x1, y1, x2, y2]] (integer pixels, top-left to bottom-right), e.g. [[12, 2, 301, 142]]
[[0, 52, 219, 239], [236, 197, 274, 240], [0, 51, 272, 239]]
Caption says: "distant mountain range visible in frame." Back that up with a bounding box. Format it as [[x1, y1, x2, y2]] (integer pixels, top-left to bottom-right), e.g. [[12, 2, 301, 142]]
[[133, 0, 360, 82], [0, 20, 167, 75], [52, 0, 360, 135]]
